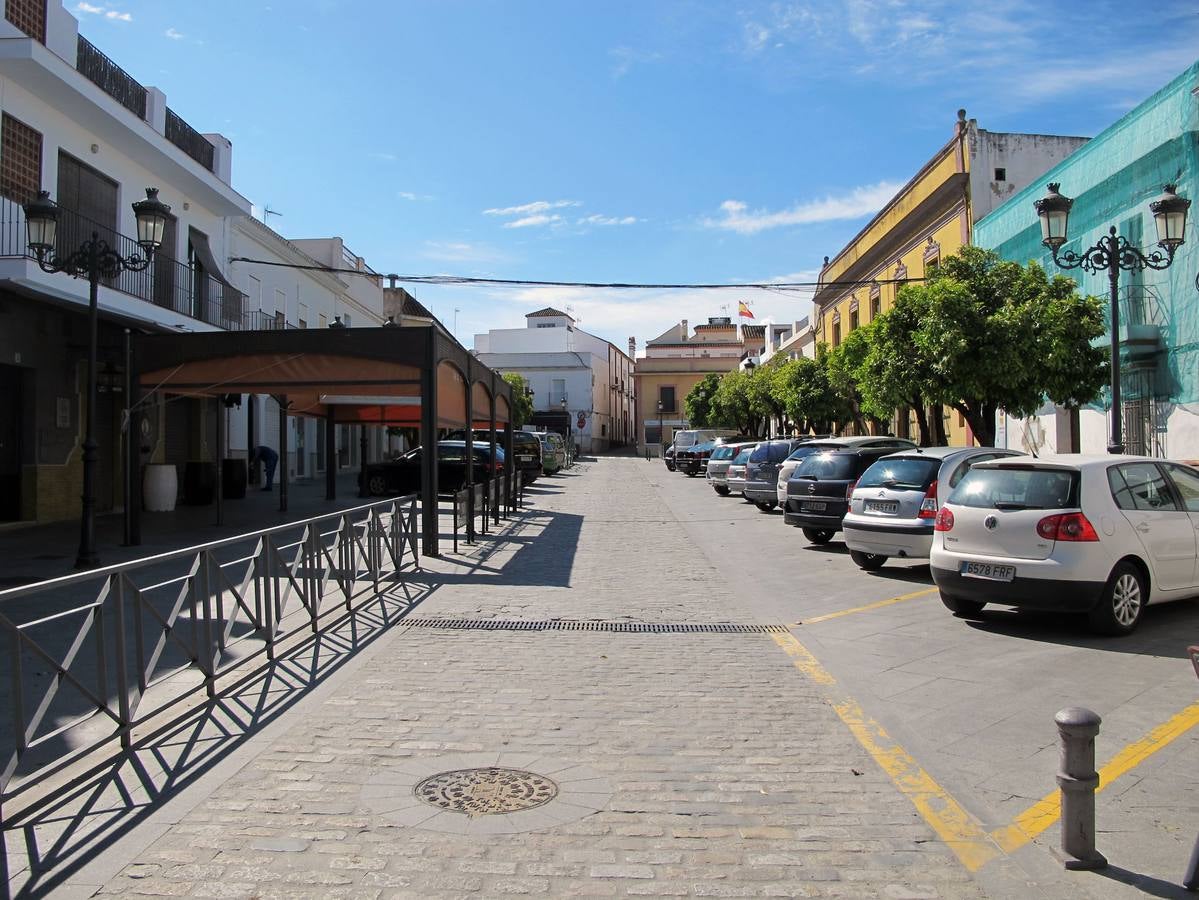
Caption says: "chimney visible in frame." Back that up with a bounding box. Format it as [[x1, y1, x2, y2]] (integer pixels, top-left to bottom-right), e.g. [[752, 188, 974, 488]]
[[681, 319, 688, 339], [628, 337, 636, 356]]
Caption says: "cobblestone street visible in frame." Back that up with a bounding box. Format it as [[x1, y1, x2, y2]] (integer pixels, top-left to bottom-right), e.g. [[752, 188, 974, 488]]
[[82, 459, 988, 898]]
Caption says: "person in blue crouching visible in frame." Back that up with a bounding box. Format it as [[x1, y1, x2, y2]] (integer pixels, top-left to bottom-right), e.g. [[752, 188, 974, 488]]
[[250, 445, 278, 490]]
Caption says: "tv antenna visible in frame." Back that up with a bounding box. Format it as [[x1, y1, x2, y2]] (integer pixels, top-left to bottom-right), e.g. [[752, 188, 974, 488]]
[[262, 204, 282, 224]]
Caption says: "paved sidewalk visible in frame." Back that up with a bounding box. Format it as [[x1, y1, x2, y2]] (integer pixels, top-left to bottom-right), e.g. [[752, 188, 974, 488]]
[[76, 460, 984, 898]]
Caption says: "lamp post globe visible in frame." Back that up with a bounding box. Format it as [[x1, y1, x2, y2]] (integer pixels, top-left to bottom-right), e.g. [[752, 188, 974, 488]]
[[1149, 184, 1190, 250], [25, 187, 168, 567], [1034, 182, 1073, 250]]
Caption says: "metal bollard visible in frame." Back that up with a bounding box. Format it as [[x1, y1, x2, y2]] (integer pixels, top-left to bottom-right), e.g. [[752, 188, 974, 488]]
[[1184, 835, 1199, 891], [1055, 707, 1107, 870]]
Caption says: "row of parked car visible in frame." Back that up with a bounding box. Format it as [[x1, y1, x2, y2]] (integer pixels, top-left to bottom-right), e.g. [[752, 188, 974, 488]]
[[360, 429, 569, 496], [668, 434, 1199, 636]]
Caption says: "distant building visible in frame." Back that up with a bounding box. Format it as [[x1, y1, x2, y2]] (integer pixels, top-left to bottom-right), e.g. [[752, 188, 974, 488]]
[[976, 61, 1199, 457], [812, 110, 1089, 445], [761, 317, 815, 366], [473, 308, 635, 452], [633, 316, 761, 446]]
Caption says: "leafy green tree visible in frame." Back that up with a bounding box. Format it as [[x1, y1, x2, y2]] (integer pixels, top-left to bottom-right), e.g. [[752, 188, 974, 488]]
[[502, 372, 534, 427], [902, 246, 1107, 446], [859, 290, 942, 445], [684, 373, 725, 428], [713, 369, 770, 437], [824, 327, 889, 435], [774, 353, 846, 436]]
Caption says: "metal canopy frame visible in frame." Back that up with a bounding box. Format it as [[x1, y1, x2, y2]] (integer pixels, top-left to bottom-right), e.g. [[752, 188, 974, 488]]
[[130, 326, 515, 557]]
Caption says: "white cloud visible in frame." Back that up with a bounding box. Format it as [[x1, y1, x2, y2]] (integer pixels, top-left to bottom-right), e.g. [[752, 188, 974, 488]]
[[506, 214, 563, 229], [369, 151, 397, 162], [75, 2, 131, 20], [609, 46, 663, 79], [705, 181, 903, 235], [578, 214, 639, 227], [421, 241, 505, 264], [165, 27, 184, 39], [483, 199, 580, 218]]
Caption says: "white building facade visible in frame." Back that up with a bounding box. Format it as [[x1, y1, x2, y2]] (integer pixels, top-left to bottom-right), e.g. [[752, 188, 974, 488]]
[[0, 0, 252, 523], [473, 308, 635, 453]]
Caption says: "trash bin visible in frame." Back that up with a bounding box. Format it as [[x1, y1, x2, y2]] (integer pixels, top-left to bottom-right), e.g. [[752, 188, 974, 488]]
[[222, 458, 247, 499], [183, 461, 216, 505]]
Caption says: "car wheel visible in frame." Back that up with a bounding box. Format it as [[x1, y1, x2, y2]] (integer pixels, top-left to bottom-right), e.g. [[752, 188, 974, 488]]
[[1089, 562, 1146, 636], [686, 471, 698, 478], [755, 501, 777, 511], [849, 550, 886, 571], [714, 485, 730, 495], [802, 528, 835, 544], [366, 474, 389, 496], [940, 593, 985, 617]]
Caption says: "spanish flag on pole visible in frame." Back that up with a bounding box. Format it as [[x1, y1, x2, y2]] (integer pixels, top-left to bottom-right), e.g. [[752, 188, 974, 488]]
[[737, 301, 754, 319]]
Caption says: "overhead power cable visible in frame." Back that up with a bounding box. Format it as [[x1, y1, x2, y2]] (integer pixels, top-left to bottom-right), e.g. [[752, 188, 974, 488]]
[[228, 256, 924, 294]]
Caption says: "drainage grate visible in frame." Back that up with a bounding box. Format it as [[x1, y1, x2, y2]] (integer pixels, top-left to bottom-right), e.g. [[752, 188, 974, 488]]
[[415, 767, 558, 816], [402, 618, 788, 634]]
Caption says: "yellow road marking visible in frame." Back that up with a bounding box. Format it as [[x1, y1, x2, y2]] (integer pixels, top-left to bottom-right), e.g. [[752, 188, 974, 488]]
[[801, 587, 938, 624], [771, 630, 1000, 871], [993, 699, 1199, 853]]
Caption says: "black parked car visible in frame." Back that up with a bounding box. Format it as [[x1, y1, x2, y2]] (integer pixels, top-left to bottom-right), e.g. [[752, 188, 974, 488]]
[[664, 444, 676, 471], [743, 439, 812, 510], [676, 440, 717, 477], [784, 447, 904, 543], [446, 428, 540, 484], [361, 441, 505, 496]]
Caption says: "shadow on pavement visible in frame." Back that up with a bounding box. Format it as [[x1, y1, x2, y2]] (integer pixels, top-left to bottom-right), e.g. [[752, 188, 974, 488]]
[[961, 600, 1199, 659], [2, 577, 437, 898], [1090, 864, 1194, 898], [866, 564, 934, 585]]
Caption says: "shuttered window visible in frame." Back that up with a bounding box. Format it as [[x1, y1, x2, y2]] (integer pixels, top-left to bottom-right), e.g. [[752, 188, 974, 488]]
[[56, 152, 118, 280], [1, 114, 42, 204]]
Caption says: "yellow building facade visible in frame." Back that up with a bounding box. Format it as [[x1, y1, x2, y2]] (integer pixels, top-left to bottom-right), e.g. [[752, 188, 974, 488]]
[[812, 111, 1088, 444]]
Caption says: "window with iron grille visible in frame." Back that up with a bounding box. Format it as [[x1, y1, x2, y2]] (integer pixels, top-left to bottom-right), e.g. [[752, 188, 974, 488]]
[[658, 385, 676, 413], [1, 114, 42, 204], [5, 0, 45, 42]]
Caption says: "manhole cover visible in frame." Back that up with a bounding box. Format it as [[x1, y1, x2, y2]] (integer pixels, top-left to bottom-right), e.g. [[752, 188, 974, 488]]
[[414, 767, 558, 816]]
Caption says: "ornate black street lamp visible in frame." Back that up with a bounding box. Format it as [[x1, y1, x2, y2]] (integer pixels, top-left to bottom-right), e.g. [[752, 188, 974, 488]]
[[25, 187, 171, 567], [1035, 182, 1190, 454]]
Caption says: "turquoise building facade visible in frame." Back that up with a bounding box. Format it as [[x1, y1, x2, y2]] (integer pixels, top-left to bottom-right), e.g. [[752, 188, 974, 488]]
[[974, 60, 1199, 457]]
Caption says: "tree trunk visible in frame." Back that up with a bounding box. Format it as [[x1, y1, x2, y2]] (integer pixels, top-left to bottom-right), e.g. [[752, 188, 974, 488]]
[[910, 399, 931, 446], [931, 403, 948, 446], [956, 402, 996, 447]]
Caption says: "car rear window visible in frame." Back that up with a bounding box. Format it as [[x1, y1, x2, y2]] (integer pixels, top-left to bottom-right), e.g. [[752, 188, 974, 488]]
[[749, 443, 773, 463], [949, 466, 1080, 510], [857, 456, 940, 490], [794, 452, 859, 480], [770, 442, 793, 463], [784, 445, 824, 463], [733, 449, 753, 464], [711, 446, 735, 461]]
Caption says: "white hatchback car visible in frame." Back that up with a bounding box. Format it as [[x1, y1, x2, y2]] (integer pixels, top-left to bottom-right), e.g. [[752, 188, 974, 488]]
[[930, 455, 1199, 635]]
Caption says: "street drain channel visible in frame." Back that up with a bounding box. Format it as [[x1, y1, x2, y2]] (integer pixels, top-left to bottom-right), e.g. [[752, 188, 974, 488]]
[[401, 618, 788, 634]]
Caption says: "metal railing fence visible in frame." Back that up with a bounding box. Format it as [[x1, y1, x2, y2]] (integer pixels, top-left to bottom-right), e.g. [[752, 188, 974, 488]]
[[0, 494, 418, 811]]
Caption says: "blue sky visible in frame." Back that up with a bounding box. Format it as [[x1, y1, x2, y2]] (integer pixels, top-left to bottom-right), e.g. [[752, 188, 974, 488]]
[[77, 0, 1198, 351]]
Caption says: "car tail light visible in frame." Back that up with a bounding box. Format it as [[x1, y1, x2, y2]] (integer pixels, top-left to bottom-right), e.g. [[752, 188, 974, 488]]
[[918, 480, 939, 519], [846, 479, 858, 501], [934, 507, 954, 532], [1036, 512, 1100, 542]]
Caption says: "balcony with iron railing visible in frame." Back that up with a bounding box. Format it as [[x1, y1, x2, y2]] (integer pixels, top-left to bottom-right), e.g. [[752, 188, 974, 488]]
[[0, 196, 244, 330], [75, 35, 216, 174]]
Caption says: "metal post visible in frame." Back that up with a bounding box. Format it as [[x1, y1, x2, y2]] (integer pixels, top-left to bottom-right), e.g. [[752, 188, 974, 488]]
[[76, 240, 102, 568], [1106, 231, 1124, 455], [278, 396, 288, 513], [419, 328, 440, 556], [1055, 707, 1106, 870], [325, 407, 336, 500], [489, 384, 498, 525], [358, 425, 369, 497], [122, 328, 133, 546], [215, 398, 225, 526]]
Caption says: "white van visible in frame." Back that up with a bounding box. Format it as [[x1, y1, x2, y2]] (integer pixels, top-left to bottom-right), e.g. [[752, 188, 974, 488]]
[[672, 429, 740, 450]]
